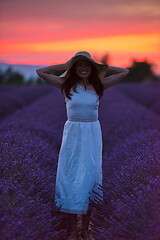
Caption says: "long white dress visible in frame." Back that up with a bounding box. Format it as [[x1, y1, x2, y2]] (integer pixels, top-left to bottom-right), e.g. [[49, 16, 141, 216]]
[[54, 82, 103, 214]]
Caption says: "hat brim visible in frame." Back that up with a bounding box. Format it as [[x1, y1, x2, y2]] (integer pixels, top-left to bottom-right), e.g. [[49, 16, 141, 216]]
[[60, 55, 108, 79]]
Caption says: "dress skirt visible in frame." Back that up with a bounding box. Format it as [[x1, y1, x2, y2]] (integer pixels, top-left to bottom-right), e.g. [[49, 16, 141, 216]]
[[54, 119, 103, 214]]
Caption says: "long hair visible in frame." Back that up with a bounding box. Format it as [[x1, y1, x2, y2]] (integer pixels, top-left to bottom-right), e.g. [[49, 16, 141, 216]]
[[61, 60, 104, 101]]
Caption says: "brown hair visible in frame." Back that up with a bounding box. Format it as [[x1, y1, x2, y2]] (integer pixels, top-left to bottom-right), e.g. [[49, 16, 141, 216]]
[[61, 60, 104, 101]]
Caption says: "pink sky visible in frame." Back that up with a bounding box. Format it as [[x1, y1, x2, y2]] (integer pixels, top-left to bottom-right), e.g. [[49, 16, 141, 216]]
[[0, 0, 160, 75]]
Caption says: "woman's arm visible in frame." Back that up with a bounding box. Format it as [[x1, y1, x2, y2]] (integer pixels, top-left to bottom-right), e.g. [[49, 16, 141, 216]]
[[36, 62, 68, 88], [101, 65, 129, 90]]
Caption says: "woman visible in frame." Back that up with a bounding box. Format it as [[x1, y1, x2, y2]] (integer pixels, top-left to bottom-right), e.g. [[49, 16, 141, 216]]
[[36, 51, 129, 240]]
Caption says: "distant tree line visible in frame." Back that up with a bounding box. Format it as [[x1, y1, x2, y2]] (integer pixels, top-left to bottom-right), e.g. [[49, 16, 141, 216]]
[[100, 54, 159, 83], [0, 56, 159, 85]]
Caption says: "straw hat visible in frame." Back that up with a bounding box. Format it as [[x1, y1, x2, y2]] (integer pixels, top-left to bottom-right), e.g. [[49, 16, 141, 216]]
[[60, 51, 108, 79]]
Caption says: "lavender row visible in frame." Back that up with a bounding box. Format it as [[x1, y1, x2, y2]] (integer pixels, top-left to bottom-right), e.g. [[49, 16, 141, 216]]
[[0, 84, 54, 120], [93, 128, 160, 239], [1, 84, 160, 239], [0, 85, 19, 92], [0, 87, 67, 149], [91, 87, 160, 239], [1, 129, 66, 240], [99, 86, 160, 176], [1, 89, 69, 240], [117, 82, 160, 116]]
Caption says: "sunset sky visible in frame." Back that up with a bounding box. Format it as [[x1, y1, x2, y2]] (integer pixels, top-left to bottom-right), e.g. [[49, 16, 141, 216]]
[[0, 0, 160, 75]]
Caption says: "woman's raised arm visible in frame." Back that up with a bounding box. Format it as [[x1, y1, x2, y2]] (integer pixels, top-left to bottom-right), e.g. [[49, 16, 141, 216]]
[[101, 65, 129, 90], [36, 63, 67, 74], [36, 62, 68, 88]]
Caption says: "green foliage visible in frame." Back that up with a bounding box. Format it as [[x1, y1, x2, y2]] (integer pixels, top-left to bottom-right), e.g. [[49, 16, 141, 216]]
[[125, 60, 156, 82], [0, 67, 24, 85]]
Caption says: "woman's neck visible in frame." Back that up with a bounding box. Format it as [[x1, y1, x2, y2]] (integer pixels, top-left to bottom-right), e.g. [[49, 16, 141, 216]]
[[79, 79, 90, 85]]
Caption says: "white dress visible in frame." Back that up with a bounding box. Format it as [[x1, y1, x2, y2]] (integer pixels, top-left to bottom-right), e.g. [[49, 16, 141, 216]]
[[54, 82, 103, 214]]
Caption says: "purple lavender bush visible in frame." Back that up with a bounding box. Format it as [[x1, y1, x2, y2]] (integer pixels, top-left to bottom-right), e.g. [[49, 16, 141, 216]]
[[0, 85, 18, 92], [0, 85, 53, 120], [1, 87, 69, 240], [1, 129, 67, 240], [0, 83, 160, 240], [91, 87, 160, 240], [117, 81, 160, 116]]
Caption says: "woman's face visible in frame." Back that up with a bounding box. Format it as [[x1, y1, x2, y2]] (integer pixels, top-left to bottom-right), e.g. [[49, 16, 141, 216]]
[[75, 59, 91, 80]]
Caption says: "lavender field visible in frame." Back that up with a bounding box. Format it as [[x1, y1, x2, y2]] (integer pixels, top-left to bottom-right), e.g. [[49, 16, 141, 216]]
[[1, 82, 160, 240]]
